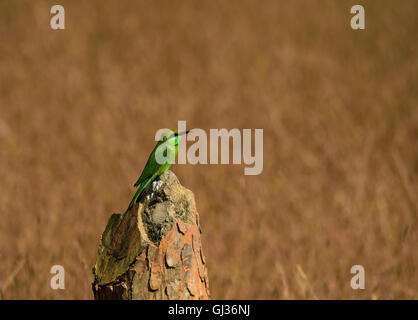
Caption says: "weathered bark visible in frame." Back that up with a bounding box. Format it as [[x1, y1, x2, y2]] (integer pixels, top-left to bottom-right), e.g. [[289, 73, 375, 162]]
[[92, 170, 210, 300]]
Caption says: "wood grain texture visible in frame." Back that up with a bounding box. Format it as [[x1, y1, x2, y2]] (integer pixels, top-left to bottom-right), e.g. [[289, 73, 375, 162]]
[[92, 170, 210, 300]]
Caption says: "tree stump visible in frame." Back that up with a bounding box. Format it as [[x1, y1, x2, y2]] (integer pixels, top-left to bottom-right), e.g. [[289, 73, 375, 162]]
[[92, 170, 210, 300]]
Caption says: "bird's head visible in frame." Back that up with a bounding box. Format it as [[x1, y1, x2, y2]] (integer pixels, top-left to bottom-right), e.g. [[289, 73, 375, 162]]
[[162, 129, 190, 147]]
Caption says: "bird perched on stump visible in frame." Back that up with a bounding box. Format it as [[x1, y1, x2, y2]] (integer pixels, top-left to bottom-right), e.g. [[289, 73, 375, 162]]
[[125, 130, 190, 213]]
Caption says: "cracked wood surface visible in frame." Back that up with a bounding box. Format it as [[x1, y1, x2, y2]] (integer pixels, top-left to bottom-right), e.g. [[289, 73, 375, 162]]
[[92, 170, 210, 300]]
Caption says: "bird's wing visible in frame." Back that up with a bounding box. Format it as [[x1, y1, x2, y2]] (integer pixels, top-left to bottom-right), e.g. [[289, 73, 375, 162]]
[[134, 172, 152, 187], [126, 172, 158, 213], [133, 145, 162, 187]]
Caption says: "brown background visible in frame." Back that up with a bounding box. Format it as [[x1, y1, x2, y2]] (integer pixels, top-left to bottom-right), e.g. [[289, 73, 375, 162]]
[[0, 0, 417, 299]]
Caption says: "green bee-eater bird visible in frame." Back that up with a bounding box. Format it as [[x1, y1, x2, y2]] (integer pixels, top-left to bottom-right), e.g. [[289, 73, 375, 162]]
[[125, 130, 190, 214]]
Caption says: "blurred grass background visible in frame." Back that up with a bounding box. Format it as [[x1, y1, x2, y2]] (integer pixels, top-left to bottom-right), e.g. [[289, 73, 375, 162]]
[[0, 0, 417, 299]]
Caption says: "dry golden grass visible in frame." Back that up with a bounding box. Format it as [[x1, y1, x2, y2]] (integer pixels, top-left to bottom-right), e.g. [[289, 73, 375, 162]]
[[0, 0, 417, 299]]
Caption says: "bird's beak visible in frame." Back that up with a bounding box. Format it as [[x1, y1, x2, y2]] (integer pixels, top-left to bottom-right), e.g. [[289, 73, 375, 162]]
[[173, 131, 190, 146], [177, 130, 190, 137]]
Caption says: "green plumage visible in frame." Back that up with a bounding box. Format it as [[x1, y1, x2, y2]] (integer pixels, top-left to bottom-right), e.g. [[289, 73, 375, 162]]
[[125, 130, 188, 214]]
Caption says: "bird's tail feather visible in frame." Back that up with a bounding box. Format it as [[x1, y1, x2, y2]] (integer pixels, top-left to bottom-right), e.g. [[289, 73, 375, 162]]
[[124, 175, 155, 214]]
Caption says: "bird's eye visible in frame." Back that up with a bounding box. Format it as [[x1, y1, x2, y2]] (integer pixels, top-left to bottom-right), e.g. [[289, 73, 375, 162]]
[[163, 136, 167, 142]]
